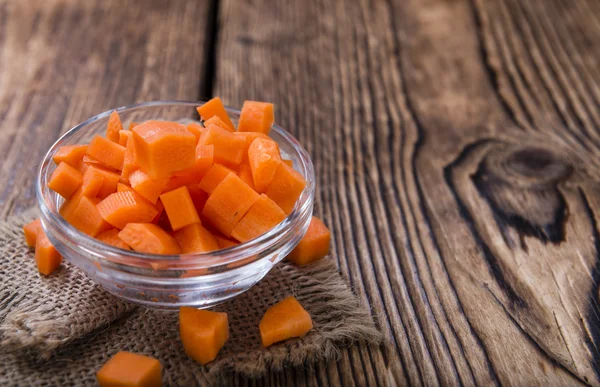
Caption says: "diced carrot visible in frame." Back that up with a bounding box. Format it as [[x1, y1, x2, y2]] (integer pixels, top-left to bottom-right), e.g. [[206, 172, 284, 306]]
[[186, 122, 204, 143], [202, 174, 260, 236], [196, 97, 235, 131], [198, 164, 234, 194], [204, 115, 234, 133], [106, 111, 124, 143], [118, 223, 181, 254], [87, 135, 126, 171], [174, 223, 219, 253], [52, 145, 87, 168], [96, 351, 162, 387], [96, 228, 131, 250], [173, 144, 214, 181], [248, 138, 282, 193], [128, 122, 139, 131], [59, 188, 84, 221], [213, 234, 240, 249], [62, 196, 111, 236], [198, 125, 246, 167], [97, 191, 159, 229], [264, 163, 306, 214], [283, 159, 293, 167], [23, 218, 42, 248], [48, 162, 83, 199], [129, 170, 168, 204], [179, 307, 229, 365], [233, 131, 271, 165], [121, 134, 138, 182], [231, 194, 286, 242], [237, 101, 274, 134], [119, 130, 132, 147], [287, 216, 331, 265], [151, 199, 164, 224], [117, 182, 136, 193], [187, 184, 209, 214], [81, 165, 120, 199], [132, 120, 196, 178], [237, 163, 255, 190], [259, 296, 313, 347], [160, 186, 200, 231], [35, 230, 62, 276]]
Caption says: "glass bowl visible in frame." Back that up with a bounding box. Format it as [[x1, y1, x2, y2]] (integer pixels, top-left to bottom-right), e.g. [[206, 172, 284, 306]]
[[36, 101, 315, 309]]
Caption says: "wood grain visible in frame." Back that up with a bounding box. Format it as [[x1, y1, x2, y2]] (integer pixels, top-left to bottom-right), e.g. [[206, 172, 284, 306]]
[[0, 0, 210, 219], [216, 0, 600, 385]]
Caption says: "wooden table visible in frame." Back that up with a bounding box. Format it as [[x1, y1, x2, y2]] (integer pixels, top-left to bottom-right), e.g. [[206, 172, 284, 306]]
[[1, 0, 600, 385]]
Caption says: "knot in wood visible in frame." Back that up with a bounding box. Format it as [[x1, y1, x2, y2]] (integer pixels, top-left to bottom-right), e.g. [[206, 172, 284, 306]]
[[483, 146, 572, 189]]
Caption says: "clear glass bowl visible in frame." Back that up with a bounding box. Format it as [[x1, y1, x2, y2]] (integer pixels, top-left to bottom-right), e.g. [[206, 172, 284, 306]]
[[36, 101, 315, 309]]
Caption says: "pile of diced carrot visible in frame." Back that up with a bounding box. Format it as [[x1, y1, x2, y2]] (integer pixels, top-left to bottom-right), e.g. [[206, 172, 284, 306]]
[[25, 97, 331, 276]]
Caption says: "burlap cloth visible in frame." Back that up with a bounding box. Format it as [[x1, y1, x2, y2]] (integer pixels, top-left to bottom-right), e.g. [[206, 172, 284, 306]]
[[0, 210, 382, 385]]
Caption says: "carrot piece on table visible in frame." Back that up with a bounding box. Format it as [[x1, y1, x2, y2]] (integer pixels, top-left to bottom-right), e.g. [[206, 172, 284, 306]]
[[179, 306, 229, 365], [231, 194, 286, 242], [97, 191, 159, 229], [259, 296, 313, 347], [52, 145, 87, 168], [35, 230, 62, 275], [248, 137, 282, 193], [174, 223, 219, 253], [118, 223, 181, 254], [287, 216, 331, 265], [198, 125, 246, 167], [187, 184, 209, 213], [129, 170, 168, 204], [196, 97, 235, 131], [96, 351, 162, 387], [62, 196, 111, 236], [106, 110, 124, 143], [264, 163, 306, 214], [198, 164, 234, 194], [202, 173, 260, 236], [204, 115, 234, 133], [119, 130, 132, 147], [237, 163, 255, 190], [23, 218, 42, 247], [213, 234, 240, 249], [87, 135, 126, 171], [81, 165, 120, 199], [282, 159, 293, 167], [133, 120, 196, 178], [48, 162, 83, 199], [173, 144, 214, 180], [237, 101, 275, 134], [160, 186, 200, 231], [186, 122, 205, 143], [121, 134, 138, 182], [96, 228, 131, 250]]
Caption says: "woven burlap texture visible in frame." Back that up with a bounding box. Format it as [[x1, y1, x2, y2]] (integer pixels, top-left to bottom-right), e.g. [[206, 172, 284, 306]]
[[0, 211, 382, 385]]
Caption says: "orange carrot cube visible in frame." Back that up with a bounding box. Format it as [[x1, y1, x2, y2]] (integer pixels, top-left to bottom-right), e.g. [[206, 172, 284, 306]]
[[81, 165, 120, 199], [129, 170, 168, 204], [196, 97, 235, 131], [237, 163, 255, 190], [117, 182, 135, 194], [48, 162, 83, 199], [179, 307, 229, 365], [63, 196, 111, 236], [160, 186, 200, 231], [174, 223, 219, 253], [87, 135, 126, 171], [198, 125, 246, 167], [248, 138, 282, 193], [173, 144, 214, 181], [121, 134, 138, 182], [264, 163, 306, 214], [132, 120, 196, 178], [106, 111, 124, 143], [202, 174, 260, 236], [204, 115, 234, 133], [259, 296, 312, 347], [231, 194, 286, 242], [198, 164, 234, 194], [96, 228, 131, 250], [96, 351, 162, 387], [118, 223, 181, 255], [35, 230, 62, 276], [186, 122, 204, 143], [52, 145, 87, 168], [237, 101, 274, 134], [119, 130, 132, 147], [97, 191, 159, 229], [187, 184, 209, 214], [287, 216, 331, 265], [23, 218, 42, 247]]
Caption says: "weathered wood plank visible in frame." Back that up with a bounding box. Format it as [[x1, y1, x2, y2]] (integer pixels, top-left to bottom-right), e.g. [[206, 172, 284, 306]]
[[0, 0, 211, 219], [216, 0, 600, 384]]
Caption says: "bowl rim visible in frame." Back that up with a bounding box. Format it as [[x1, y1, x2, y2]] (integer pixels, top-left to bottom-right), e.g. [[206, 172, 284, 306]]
[[36, 100, 315, 269]]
